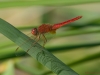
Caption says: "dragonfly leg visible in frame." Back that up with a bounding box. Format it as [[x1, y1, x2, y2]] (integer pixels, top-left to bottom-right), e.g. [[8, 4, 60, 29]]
[[15, 37, 33, 56], [31, 35, 37, 41], [27, 34, 41, 52], [42, 34, 47, 47], [15, 35, 38, 56]]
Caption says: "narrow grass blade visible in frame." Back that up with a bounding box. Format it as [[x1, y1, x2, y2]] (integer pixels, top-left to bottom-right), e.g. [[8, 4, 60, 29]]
[[2, 60, 14, 75], [0, 18, 79, 75], [0, 0, 100, 8]]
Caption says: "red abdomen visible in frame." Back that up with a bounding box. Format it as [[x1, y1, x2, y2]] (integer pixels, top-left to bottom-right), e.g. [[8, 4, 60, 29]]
[[52, 16, 82, 30]]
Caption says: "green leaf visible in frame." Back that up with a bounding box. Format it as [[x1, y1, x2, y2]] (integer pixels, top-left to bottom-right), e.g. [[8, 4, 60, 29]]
[[0, 18, 79, 75], [0, 0, 100, 8]]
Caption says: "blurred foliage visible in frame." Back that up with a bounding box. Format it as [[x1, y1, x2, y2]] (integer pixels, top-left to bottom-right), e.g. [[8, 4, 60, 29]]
[[0, 0, 100, 8], [0, 0, 100, 75]]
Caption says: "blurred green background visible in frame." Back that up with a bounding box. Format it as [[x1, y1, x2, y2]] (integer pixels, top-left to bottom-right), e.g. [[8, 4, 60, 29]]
[[0, 0, 100, 75]]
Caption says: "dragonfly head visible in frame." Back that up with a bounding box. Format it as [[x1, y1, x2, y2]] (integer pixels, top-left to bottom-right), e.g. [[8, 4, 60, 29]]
[[31, 28, 39, 36]]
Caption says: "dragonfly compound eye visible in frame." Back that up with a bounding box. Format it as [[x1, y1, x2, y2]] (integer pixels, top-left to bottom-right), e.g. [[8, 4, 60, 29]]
[[31, 28, 38, 36]]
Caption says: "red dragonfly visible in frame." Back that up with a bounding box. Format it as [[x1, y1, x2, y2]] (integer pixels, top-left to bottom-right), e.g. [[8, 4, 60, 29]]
[[16, 16, 82, 52]]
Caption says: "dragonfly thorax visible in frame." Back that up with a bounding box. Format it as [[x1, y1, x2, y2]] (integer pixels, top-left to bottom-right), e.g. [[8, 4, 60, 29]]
[[31, 28, 39, 36]]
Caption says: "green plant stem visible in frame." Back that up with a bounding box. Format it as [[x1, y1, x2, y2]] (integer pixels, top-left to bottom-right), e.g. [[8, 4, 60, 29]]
[[0, 18, 79, 75]]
